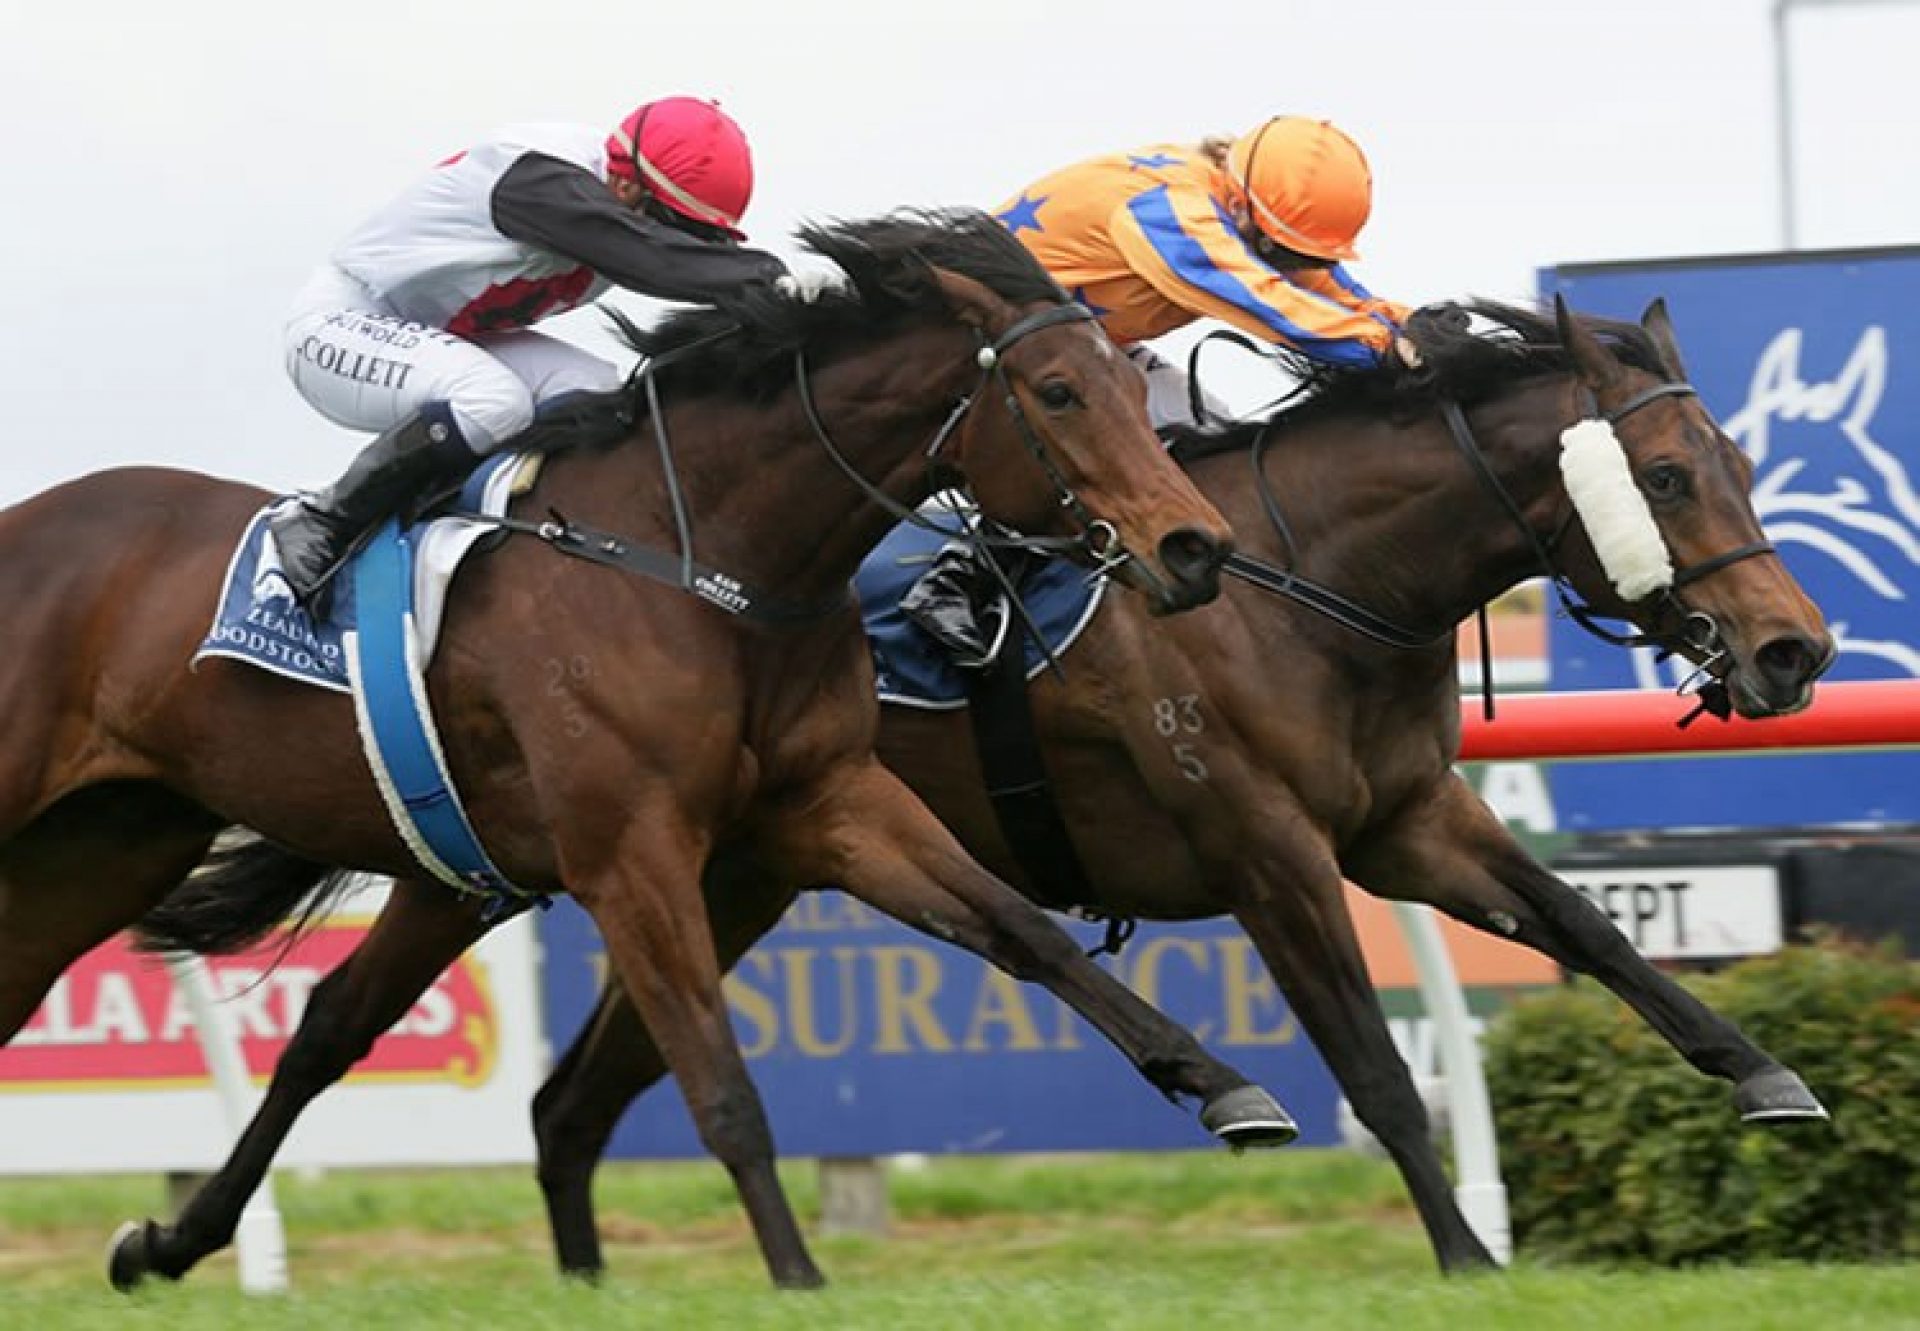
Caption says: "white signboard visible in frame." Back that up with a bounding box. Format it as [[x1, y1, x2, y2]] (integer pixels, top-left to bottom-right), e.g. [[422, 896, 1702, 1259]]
[[1559, 864, 1784, 961], [0, 885, 543, 1175]]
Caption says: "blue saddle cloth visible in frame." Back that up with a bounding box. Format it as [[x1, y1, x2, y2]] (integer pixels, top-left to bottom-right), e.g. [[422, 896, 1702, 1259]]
[[194, 454, 534, 914], [194, 457, 519, 690], [195, 505, 358, 691], [858, 518, 1107, 710]]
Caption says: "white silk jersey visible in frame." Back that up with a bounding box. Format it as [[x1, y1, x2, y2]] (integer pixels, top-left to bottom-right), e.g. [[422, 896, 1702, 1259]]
[[285, 120, 783, 451], [326, 123, 612, 338]]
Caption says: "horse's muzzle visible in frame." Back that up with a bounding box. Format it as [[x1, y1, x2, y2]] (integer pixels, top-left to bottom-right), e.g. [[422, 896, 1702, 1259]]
[[1730, 630, 1836, 718], [1154, 526, 1232, 611]]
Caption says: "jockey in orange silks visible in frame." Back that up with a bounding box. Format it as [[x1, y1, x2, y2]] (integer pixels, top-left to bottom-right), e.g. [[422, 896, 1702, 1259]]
[[995, 116, 1418, 428]]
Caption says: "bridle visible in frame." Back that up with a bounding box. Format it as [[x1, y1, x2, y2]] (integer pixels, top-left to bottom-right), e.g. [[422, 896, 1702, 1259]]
[[794, 300, 1131, 575], [1224, 373, 1779, 722], [1450, 380, 1774, 688]]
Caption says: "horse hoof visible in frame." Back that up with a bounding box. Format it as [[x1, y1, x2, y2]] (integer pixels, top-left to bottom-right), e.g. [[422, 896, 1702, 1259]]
[[1735, 1066, 1830, 1124], [775, 1266, 828, 1292], [107, 1219, 161, 1293], [1200, 1085, 1299, 1149]]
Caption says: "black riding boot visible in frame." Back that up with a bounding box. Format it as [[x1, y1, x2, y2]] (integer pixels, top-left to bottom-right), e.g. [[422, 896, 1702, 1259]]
[[269, 403, 476, 606], [899, 539, 1032, 670]]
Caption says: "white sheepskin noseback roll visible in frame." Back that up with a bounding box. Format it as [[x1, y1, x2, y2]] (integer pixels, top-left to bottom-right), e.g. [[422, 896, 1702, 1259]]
[[1559, 419, 1674, 602]]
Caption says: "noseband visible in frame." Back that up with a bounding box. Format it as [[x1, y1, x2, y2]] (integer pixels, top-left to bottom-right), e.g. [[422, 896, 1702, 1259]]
[[1457, 381, 1773, 638], [1442, 378, 1778, 719]]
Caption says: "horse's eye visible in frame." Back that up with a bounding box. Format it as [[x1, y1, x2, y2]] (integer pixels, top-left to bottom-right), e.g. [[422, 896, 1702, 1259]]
[[1037, 380, 1079, 412], [1642, 462, 1689, 499]]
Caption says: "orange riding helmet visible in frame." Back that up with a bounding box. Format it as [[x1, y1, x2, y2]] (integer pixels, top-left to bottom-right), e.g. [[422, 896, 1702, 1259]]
[[1224, 117, 1376, 263]]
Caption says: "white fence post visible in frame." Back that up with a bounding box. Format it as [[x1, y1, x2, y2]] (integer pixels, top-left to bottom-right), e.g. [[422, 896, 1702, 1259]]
[[1390, 901, 1511, 1265], [167, 955, 289, 1294]]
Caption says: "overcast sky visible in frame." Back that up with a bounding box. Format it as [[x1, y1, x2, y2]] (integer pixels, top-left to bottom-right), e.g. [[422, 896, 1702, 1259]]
[[3, 0, 1916, 503]]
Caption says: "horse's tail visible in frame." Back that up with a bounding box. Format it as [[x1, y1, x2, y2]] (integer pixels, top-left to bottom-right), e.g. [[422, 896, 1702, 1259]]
[[133, 831, 361, 960]]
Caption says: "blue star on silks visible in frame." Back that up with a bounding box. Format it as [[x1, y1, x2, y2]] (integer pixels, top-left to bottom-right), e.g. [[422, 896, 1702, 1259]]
[[1127, 152, 1182, 170], [1068, 286, 1110, 318], [997, 193, 1048, 235]]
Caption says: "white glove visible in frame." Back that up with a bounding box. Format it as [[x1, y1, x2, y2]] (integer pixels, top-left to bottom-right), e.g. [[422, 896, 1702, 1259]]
[[774, 269, 845, 304]]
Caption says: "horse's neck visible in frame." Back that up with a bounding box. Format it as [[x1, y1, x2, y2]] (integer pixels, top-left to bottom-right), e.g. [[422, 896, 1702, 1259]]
[[545, 328, 968, 606], [1228, 377, 1574, 636]]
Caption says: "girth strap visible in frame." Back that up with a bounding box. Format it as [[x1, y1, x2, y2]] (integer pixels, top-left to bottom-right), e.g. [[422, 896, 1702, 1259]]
[[964, 625, 1133, 957]]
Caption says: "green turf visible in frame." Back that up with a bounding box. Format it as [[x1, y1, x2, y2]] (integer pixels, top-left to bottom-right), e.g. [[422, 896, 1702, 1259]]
[[3, 1152, 1916, 1328]]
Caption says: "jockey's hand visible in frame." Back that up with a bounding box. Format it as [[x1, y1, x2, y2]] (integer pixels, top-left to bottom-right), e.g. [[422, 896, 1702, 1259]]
[[1391, 334, 1425, 371], [1411, 301, 1472, 335], [775, 269, 846, 304]]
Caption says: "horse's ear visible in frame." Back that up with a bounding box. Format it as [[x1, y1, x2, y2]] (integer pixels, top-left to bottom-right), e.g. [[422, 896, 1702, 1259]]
[[1640, 297, 1690, 381], [1555, 293, 1625, 395], [930, 267, 1015, 333]]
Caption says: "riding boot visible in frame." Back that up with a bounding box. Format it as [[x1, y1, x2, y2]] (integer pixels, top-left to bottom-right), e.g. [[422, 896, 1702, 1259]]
[[901, 542, 1003, 669], [269, 403, 476, 607], [512, 387, 637, 455]]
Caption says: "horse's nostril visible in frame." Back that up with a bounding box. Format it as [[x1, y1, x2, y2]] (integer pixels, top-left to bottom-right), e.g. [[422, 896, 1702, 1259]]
[[1756, 635, 1819, 690], [1158, 527, 1228, 585]]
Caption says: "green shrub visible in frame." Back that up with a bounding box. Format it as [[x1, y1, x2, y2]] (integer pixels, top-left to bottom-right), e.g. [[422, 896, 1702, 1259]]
[[1482, 939, 1920, 1264]]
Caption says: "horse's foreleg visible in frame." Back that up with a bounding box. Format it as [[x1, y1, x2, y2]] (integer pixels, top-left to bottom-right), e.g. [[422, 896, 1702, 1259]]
[[1348, 773, 1824, 1121], [568, 815, 822, 1291], [1226, 864, 1498, 1272], [771, 761, 1295, 1147], [535, 854, 798, 1281], [108, 877, 491, 1291], [0, 785, 220, 1043]]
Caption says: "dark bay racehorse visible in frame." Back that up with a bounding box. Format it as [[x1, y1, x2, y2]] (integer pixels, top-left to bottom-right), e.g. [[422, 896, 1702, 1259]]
[[0, 210, 1297, 1292], [521, 298, 1836, 1277]]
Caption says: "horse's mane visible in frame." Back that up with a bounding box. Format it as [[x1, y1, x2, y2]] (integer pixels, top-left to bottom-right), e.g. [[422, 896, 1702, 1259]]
[[1169, 299, 1675, 463], [609, 208, 1067, 401]]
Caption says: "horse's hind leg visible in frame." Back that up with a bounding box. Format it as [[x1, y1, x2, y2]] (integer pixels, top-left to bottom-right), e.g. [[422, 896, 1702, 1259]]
[[1349, 772, 1823, 1122], [568, 809, 823, 1290], [1226, 868, 1498, 1272], [0, 784, 221, 1043], [535, 853, 798, 1280], [768, 761, 1295, 1145], [108, 876, 490, 1290]]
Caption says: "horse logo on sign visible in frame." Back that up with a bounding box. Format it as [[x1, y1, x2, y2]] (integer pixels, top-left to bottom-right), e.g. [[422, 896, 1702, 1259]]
[[1634, 323, 1920, 689]]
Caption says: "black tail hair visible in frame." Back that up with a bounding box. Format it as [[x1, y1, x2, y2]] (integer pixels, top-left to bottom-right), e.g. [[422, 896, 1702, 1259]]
[[133, 832, 362, 962]]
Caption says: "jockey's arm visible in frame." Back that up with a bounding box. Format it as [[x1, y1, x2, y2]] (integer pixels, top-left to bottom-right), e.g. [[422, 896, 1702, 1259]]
[[1109, 179, 1398, 369], [1286, 264, 1412, 330], [491, 152, 787, 305]]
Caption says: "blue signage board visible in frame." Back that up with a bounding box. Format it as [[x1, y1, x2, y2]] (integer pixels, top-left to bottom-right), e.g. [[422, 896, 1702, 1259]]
[[539, 893, 1343, 1158], [1541, 248, 1920, 831]]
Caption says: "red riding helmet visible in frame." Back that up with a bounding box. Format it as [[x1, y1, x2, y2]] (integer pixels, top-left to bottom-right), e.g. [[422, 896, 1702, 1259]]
[[606, 96, 755, 240]]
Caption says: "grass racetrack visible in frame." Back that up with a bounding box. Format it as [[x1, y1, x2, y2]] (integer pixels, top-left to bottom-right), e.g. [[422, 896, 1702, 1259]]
[[3, 1151, 1916, 1329]]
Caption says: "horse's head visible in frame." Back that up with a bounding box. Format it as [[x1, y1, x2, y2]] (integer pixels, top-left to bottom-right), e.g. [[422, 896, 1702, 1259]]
[[620, 209, 1232, 613], [926, 266, 1232, 612], [1553, 296, 1834, 717]]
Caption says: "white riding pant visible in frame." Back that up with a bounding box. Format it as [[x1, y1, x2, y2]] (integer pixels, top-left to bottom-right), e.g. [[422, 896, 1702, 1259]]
[[1127, 344, 1233, 433], [283, 266, 623, 455]]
